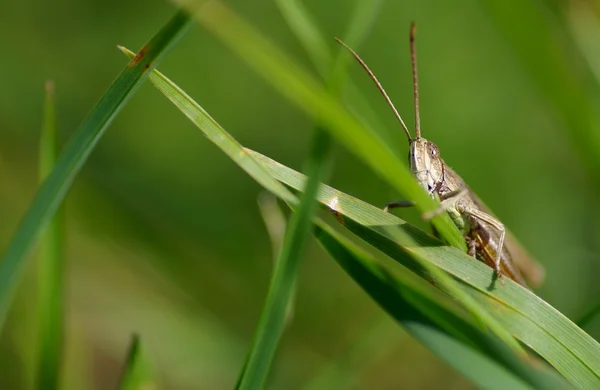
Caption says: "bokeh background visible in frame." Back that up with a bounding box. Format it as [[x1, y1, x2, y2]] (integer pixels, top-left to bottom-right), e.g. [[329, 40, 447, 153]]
[[2, 0, 600, 388]]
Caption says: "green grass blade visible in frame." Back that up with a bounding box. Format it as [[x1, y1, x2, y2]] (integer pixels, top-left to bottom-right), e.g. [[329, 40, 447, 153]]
[[0, 10, 192, 332], [257, 193, 287, 261], [276, 0, 382, 78], [119, 44, 311, 389], [236, 0, 384, 381], [238, 129, 332, 390], [275, 0, 332, 77], [312, 221, 569, 390], [118, 334, 155, 390], [276, 0, 402, 154], [116, 46, 296, 203], [172, 0, 530, 354], [249, 150, 600, 388], [178, 0, 464, 251], [256, 192, 295, 331], [116, 48, 572, 387], [35, 80, 64, 390]]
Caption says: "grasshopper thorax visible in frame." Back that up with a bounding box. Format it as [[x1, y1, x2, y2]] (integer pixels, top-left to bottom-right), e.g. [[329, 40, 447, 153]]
[[409, 138, 444, 196]]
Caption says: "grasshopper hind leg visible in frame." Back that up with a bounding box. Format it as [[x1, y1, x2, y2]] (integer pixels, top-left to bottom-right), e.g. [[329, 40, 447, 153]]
[[461, 206, 506, 280]]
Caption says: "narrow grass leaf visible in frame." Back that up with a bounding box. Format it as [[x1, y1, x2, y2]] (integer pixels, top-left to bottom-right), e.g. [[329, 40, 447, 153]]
[[116, 49, 570, 387], [177, 0, 464, 251], [250, 150, 600, 388], [257, 193, 287, 261], [0, 11, 192, 333], [118, 334, 155, 390], [275, 0, 384, 146], [35, 80, 64, 390], [175, 0, 529, 354], [275, 0, 332, 77], [236, 0, 383, 379], [240, 131, 332, 389], [275, 0, 404, 159], [313, 221, 568, 390]]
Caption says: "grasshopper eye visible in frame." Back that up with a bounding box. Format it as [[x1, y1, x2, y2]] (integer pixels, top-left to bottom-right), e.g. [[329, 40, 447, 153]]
[[428, 143, 439, 158]]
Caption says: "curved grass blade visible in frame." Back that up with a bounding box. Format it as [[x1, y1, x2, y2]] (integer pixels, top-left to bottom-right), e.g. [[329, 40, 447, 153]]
[[174, 0, 535, 356], [118, 334, 155, 390], [237, 125, 333, 390], [35, 80, 65, 390], [257, 193, 287, 261], [116, 48, 570, 388], [275, 0, 332, 77], [0, 10, 192, 332], [256, 192, 295, 330], [118, 44, 320, 390], [275, 0, 395, 149], [237, 0, 382, 382], [249, 150, 600, 388], [178, 0, 465, 252], [313, 221, 569, 390]]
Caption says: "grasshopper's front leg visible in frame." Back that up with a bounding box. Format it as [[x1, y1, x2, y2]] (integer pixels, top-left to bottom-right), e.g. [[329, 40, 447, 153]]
[[385, 189, 469, 215], [422, 189, 469, 219]]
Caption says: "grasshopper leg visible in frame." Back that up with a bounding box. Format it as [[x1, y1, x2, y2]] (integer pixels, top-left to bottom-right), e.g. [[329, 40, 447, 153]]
[[461, 207, 506, 279], [422, 189, 469, 220], [384, 200, 415, 212], [466, 237, 478, 258]]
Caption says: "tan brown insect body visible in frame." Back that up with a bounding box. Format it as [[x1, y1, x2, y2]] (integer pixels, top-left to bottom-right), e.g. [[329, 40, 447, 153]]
[[336, 24, 544, 288]]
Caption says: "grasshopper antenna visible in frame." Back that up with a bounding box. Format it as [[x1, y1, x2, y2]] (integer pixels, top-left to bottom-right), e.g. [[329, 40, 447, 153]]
[[334, 37, 412, 142], [410, 22, 421, 139]]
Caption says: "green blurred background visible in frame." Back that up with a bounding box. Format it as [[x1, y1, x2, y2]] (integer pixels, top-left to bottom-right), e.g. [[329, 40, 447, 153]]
[[2, 0, 600, 388]]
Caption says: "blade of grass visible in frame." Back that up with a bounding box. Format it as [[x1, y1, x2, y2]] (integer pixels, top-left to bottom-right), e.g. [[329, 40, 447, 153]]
[[118, 334, 155, 390], [312, 220, 568, 390], [178, 0, 465, 252], [257, 193, 287, 261], [116, 48, 570, 388], [170, 0, 529, 353], [237, 129, 333, 390], [256, 192, 295, 326], [274, 0, 332, 77], [237, 0, 383, 383], [0, 10, 192, 333], [35, 80, 64, 390], [275, 0, 396, 149], [249, 150, 600, 388]]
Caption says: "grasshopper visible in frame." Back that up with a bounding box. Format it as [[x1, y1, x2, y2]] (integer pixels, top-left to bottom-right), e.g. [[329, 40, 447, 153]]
[[336, 24, 544, 288]]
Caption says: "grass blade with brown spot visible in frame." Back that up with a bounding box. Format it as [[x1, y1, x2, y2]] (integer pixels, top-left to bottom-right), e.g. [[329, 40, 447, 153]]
[[0, 10, 192, 333]]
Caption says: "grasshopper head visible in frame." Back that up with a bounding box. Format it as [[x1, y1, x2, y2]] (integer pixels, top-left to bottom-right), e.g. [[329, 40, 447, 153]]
[[409, 137, 444, 195]]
